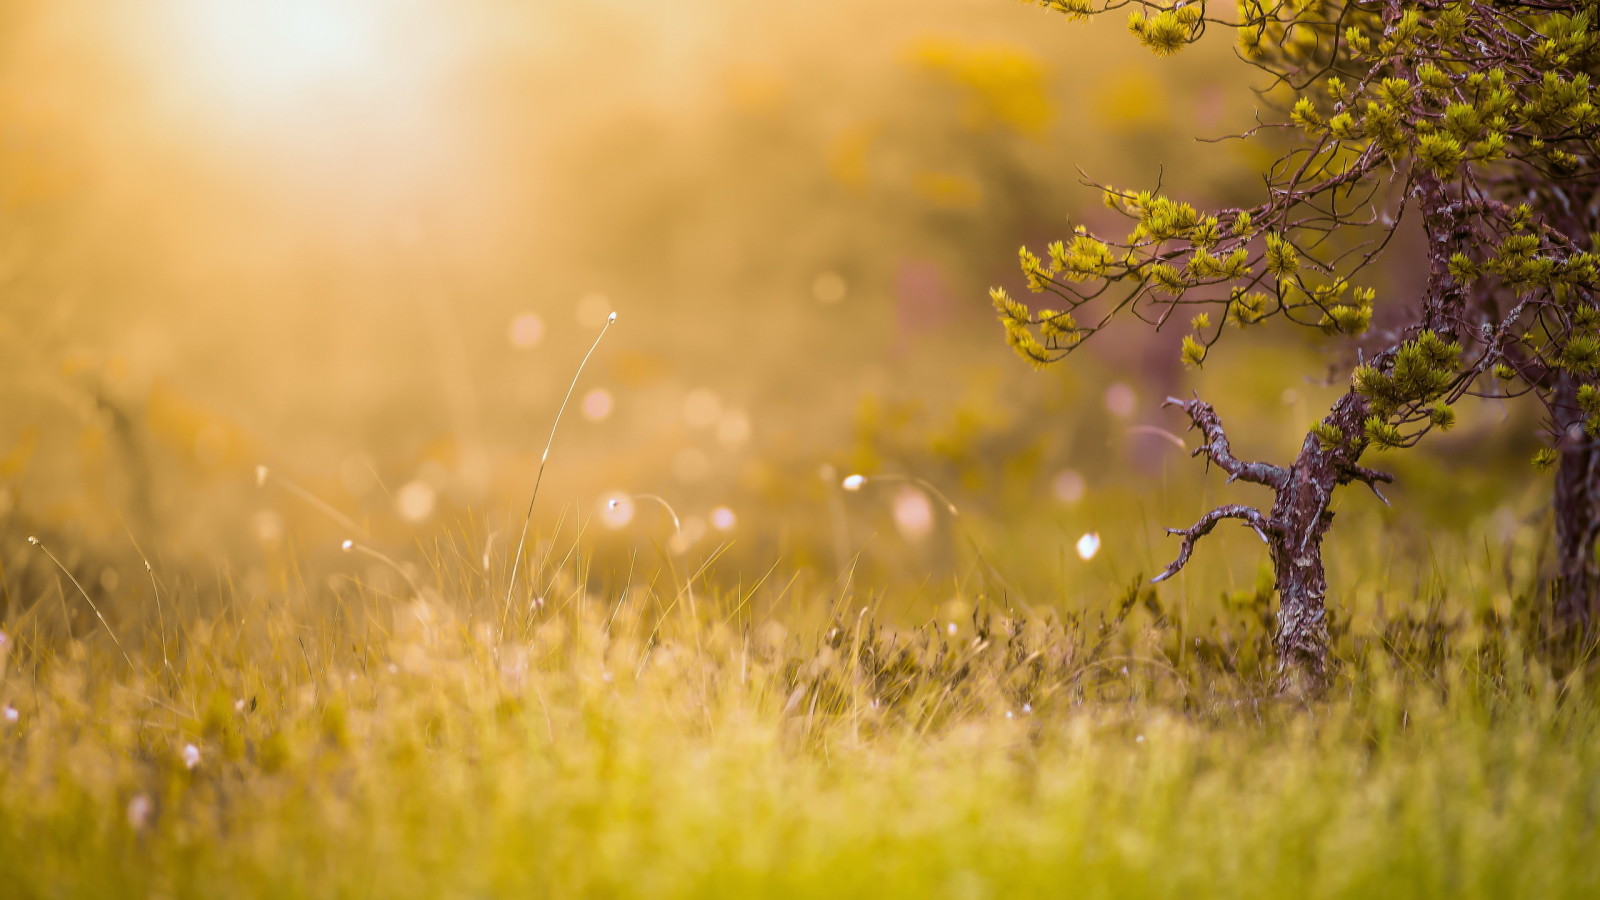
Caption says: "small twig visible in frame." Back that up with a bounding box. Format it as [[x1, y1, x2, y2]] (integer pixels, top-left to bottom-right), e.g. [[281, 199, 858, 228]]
[[1340, 463, 1395, 508], [1151, 505, 1278, 584]]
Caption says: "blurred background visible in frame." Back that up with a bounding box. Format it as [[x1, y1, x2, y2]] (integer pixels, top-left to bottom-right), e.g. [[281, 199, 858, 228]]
[[0, 0, 1551, 623]]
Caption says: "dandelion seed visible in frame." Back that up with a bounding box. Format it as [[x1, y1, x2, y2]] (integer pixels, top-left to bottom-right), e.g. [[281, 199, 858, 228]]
[[127, 794, 153, 831], [841, 474, 866, 491], [1076, 532, 1101, 560], [1022, 703, 1033, 714], [341, 539, 355, 552], [710, 506, 737, 531], [3, 705, 17, 723], [182, 743, 201, 770]]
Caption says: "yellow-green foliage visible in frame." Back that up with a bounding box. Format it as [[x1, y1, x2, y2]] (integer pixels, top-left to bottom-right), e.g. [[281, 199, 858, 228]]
[[1127, 7, 1200, 58], [1354, 330, 1463, 417], [1264, 232, 1299, 279]]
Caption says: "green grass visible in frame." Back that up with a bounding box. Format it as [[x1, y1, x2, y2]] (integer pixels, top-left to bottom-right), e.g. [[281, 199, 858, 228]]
[[1, 544, 1596, 899]]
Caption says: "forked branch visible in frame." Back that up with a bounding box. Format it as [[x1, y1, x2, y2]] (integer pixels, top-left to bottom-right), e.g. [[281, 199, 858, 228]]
[[1164, 396, 1290, 490], [1151, 504, 1279, 584], [1340, 463, 1395, 508]]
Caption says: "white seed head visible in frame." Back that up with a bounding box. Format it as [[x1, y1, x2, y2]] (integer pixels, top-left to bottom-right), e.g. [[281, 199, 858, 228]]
[[607, 311, 617, 323], [26, 536, 38, 546], [2, 705, 17, 724], [841, 474, 867, 491], [608, 498, 620, 510], [341, 539, 355, 552], [181, 743, 201, 770]]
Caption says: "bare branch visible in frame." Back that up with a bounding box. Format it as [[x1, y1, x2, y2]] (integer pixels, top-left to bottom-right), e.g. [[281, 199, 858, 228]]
[[1164, 396, 1291, 490], [1151, 505, 1278, 584], [1339, 463, 1395, 508]]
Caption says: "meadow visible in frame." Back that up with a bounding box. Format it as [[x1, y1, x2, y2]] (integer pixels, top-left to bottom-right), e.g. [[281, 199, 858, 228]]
[[1, 509, 1597, 898], [4, 0, 1600, 896]]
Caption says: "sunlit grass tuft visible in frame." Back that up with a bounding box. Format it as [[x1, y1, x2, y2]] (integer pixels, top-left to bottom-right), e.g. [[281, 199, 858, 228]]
[[0, 534, 1596, 898]]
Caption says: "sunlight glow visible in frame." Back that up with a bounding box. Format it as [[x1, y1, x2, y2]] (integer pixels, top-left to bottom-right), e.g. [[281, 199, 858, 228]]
[[169, 0, 389, 107]]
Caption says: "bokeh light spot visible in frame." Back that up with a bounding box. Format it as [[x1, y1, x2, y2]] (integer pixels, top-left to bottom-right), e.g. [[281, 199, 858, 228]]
[[813, 271, 848, 304], [581, 388, 614, 421], [1076, 532, 1101, 561], [1104, 383, 1137, 419], [396, 480, 436, 523], [683, 389, 722, 428], [1052, 469, 1085, 505], [509, 313, 545, 349], [892, 488, 934, 541]]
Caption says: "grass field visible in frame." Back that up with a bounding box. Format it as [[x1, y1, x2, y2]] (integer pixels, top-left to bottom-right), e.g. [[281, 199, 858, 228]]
[[5, 1, 1600, 895], [2, 518, 1597, 899]]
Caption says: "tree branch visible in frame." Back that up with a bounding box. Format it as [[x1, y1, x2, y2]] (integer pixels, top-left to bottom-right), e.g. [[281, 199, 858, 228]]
[[1339, 463, 1395, 508], [1164, 396, 1291, 490], [1151, 504, 1278, 584]]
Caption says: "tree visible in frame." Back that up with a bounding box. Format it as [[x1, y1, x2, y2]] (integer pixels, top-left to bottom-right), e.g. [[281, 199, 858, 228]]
[[993, 0, 1600, 686]]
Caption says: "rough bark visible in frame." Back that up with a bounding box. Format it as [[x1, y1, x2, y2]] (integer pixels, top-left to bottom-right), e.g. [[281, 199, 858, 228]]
[[1553, 373, 1600, 635], [1158, 393, 1382, 690]]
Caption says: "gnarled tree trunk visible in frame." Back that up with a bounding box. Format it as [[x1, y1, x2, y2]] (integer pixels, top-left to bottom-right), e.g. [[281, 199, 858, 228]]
[[1156, 393, 1385, 692], [1553, 373, 1600, 636]]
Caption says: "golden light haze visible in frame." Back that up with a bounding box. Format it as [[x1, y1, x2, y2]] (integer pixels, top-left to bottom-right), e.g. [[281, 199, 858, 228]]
[[2, 0, 1259, 583]]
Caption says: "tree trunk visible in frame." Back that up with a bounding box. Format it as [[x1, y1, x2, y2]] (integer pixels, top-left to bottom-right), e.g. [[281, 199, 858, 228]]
[[1265, 393, 1372, 689], [1267, 448, 1339, 689], [1553, 375, 1600, 636]]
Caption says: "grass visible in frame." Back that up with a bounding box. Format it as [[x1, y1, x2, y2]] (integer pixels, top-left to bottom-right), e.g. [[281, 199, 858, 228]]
[[0, 533, 1597, 899]]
